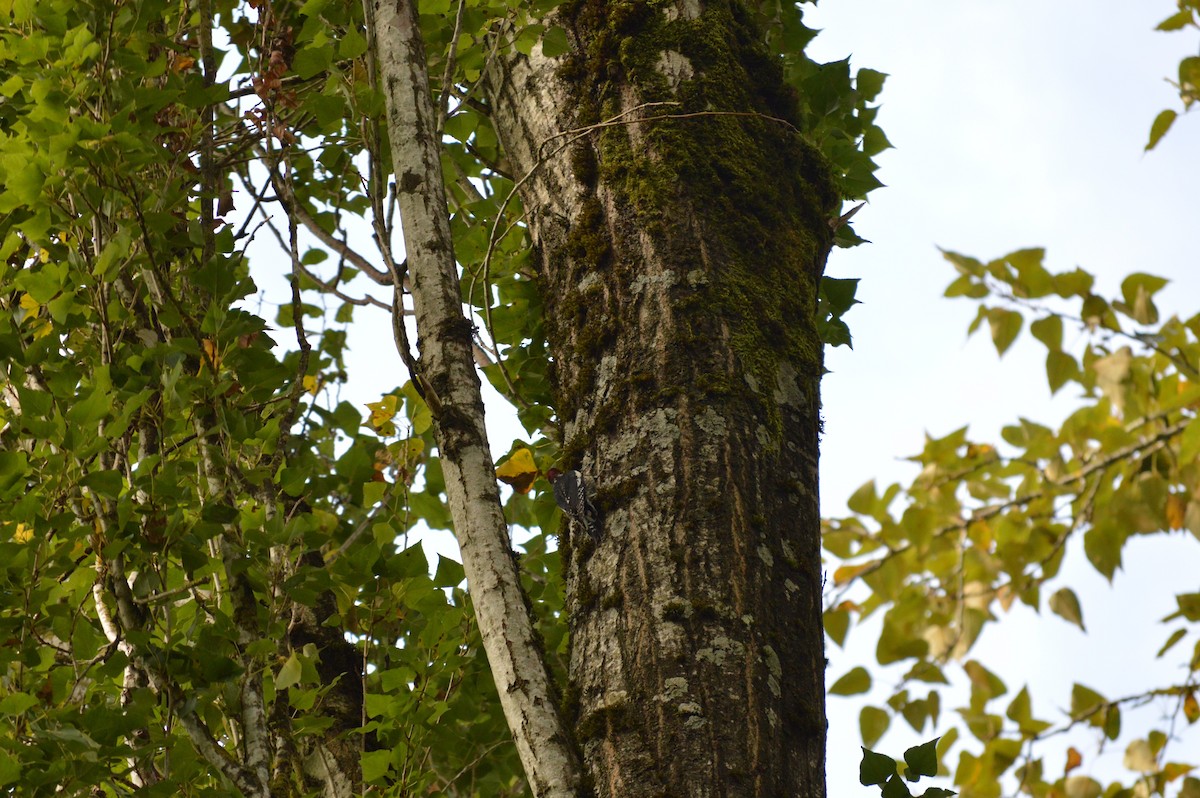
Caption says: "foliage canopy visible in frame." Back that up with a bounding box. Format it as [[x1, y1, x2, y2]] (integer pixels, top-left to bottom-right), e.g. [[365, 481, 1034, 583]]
[[0, 0, 1196, 795]]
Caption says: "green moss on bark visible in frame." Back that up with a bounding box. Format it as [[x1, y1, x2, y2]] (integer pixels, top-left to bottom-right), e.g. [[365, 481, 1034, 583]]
[[554, 0, 837, 444]]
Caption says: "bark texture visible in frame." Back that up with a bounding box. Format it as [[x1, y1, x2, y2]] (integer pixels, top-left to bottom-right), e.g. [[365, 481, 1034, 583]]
[[371, 1, 584, 795], [487, 2, 837, 796]]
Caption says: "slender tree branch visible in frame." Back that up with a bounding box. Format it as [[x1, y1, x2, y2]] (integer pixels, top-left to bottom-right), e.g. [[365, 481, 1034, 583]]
[[255, 145, 392, 285]]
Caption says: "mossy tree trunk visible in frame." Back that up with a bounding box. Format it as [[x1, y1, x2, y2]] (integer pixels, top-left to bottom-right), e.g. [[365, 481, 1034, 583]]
[[488, 1, 838, 795]]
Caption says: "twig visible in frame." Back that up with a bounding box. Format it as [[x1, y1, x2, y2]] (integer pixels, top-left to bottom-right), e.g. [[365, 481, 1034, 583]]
[[837, 416, 1192, 589], [436, 0, 468, 137]]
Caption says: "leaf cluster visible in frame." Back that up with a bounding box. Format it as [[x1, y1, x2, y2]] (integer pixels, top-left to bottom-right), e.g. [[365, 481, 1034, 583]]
[[860, 737, 957, 798], [825, 248, 1200, 798], [1146, 0, 1200, 150]]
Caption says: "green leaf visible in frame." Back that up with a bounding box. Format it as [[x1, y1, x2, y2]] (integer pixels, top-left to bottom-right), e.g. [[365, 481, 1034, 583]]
[[1119, 272, 1169, 325], [361, 749, 391, 782], [393, 542, 429, 579], [856, 68, 888, 101], [514, 23, 543, 56], [443, 110, 476, 143], [1070, 683, 1107, 725], [987, 308, 1023, 356], [1049, 587, 1086, 631], [1005, 686, 1032, 724], [67, 385, 112, 425], [4, 161, 45, 205], [904, 737, 941, 779], [361, 480, 387, 508], [93, 229, 131, 280], [942, 249, 984, 277], [1157, 628, 1187, 658], [541, 26, 570, 58], [1007, 248, 1052, 297], [0, 749, 19, 786], [830, 666, 872, 696], [1104, 706, 1121, 740], [1179, 418, 1200, 465], [1176, 593, 1200, 622], [1157, 10, 1195, 30], [330, 401, 362, 434], [1053, 268, 1094, 297], [293, 44, 334, 79], [0, 692, 39, 715], [883, 775, 915, 798], [819, 317, 853, 348], [1180, 56, 1200, 93], [860, 705, 890, 748], [1045, 351, 1078, 395], [963, 660, 1007, 702], [338, 28, 367, 59], [14, 264, 64, 303], [824, 607, 850, 647], [860, 746, 897, 786], [847, 480, 878, 515], [1029, 315, 1062, 351], [0, 452, 29, 494], [1083, 521, 1123, 580], [943, 274, 988, 299], [433, 554, 465, 587], [1147, 109, 1178, 150], [275, 653, 302, 691], [80, 470, 124, 498], [903, 662, 949, 685], [821, 276, 861, 317], [363, 692, 390, 718]]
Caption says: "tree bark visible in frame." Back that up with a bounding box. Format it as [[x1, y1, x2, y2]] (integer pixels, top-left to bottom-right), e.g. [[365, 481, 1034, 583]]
[[487, 2, 838, 796], [370, 1, 584, 796]]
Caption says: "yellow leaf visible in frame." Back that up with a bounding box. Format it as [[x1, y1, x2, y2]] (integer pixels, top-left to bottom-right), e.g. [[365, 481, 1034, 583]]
[[1185, 692, 1199, 724], [19, 293, 39, 312], [1166, 494, 1187, 531], [1065, 746, 1083, 775], [967, 519, 993, 549], [303, 375, 322, 396], [37, 248, 49, 263], [1124, 739, 1156, 773], [365, 395, 398, 434], [833, 562, 873, 586], [200, 338, 222, 373], [369, 449, 391, 483], [1165, 763, 1195, 782], [996, 584, 1016, 612], [31, 318, 53, 339], [1064, 776, 1101, 798], [495, 447, 538, 495], [11, 523, 33, 543]]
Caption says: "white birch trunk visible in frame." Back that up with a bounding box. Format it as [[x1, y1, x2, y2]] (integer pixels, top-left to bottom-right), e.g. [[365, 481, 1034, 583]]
[[368, 2, 584, 795]]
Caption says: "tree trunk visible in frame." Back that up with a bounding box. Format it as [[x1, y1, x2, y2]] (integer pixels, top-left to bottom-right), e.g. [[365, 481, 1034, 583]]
[[370, 1, 585, 795], [487, 2, 838, 795]]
